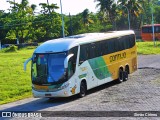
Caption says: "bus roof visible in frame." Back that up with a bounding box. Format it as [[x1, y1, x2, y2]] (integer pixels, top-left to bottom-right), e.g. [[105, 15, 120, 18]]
[[34, 30, 134, 53], [142, 24, 160, 27]]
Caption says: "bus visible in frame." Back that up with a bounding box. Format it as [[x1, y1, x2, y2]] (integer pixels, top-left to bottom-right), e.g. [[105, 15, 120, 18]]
[[24, 30, 137, 98], [141, 24, 160, 41]]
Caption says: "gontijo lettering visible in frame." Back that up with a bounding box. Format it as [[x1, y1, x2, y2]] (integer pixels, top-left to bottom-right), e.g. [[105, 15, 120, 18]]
[[110, 52, 126, 62]]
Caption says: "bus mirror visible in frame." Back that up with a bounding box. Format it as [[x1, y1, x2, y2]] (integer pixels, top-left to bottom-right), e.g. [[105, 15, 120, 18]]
[[64, 54, 74, 69], [24, 57, 32, 71]]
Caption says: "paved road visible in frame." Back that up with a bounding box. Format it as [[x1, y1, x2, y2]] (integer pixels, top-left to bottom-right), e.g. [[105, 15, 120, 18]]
[[138, 55, 160, 69], [0, 55, 160, 119]]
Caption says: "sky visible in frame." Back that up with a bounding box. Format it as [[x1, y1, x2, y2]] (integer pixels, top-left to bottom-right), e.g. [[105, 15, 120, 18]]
[[0, 0, 99, 15]]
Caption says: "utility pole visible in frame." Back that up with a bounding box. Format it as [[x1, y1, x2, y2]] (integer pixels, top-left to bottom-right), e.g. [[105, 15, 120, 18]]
[[13, 0, 19, 44], [122, 5, 130, 30], [69, 13, 73, 35], [151, 1, 156, 46], [60, 0, 65, 38]]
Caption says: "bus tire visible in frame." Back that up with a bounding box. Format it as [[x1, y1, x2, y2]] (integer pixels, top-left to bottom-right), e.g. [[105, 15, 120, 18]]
[[79, 81, 87, 98], [123, 71, 128, 81], [123, 66, 129, 81], [118, 69, 123, 83]]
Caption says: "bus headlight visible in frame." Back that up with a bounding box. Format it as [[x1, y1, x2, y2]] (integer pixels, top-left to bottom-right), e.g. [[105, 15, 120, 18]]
[[59, 82, 70, 90]]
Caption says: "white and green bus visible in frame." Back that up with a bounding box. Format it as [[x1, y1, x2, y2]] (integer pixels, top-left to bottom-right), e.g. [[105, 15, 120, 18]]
[[24, 30, 137, 98]]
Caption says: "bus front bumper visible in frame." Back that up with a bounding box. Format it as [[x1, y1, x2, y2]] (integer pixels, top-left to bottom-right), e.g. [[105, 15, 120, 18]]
[[32, 88, 72, 98]]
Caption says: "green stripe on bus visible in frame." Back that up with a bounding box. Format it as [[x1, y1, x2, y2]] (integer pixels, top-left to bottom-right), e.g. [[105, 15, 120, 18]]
[[88, 57, 111, 80]]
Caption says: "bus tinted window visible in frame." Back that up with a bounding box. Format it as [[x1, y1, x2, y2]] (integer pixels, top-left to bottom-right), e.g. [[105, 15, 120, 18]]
[[107, 39, 115, 53], [79, 34, 135, 63], [155, 26, 160, 33], [129, 35, 135, 48], [69, 46, 78, 63], [142, 27, 153, 33], [79, 44, 90, 63], [79, 45, 86, 62], [89, 43, 96, 59], [142, 26, 160, 33], [101, 41, 108, 55]]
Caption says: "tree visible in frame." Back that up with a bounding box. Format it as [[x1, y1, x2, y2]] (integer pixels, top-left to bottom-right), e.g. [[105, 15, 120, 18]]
[[154, 3, 160, 23], [38, 3, 63, 40], [39, 3, 59, 14], [0, 11, 9, 43], [118, 0, 143, 29], [95, 0, 118, 30], [5, 0, 32, 43], [81, 9, 94, 28]]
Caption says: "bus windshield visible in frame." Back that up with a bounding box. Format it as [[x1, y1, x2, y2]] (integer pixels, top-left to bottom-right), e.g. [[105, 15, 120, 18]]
[[32, 52, 67, 85]]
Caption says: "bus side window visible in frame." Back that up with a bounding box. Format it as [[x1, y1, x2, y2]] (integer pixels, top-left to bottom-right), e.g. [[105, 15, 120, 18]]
[[107, 39, 115, 54], [95, 41, 101, 57], [129, 35, 135, 48], [89, 43, 96, 59], [85, 45, 90, 59], [69, 46, 78, 73], [79, 45, 87, 64], [142, 27, 148, 33], [148, 27, 152, 33], [115, 38, 120, 51], [155, 26, 160, 33], [100, 41, 105, 55], [100, 41, 104, 56], [68, 58, 74, 79]]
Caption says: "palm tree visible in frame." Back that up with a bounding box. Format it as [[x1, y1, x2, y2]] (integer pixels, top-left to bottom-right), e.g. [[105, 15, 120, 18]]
[[31, 4, 37, 12], [39, 3, 59, 14], [95, 0, 118, 30], [21, 0, 29, 10], [49, 4, 59, 12], [118, 0, 143, 29], [81, 9, 94, 28]]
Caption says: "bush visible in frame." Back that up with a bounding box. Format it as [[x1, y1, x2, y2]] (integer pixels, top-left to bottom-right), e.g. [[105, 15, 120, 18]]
[[1, 45, 18, 53]]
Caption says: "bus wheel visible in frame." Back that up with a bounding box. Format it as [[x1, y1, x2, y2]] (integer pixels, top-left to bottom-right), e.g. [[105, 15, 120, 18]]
[[123, 71, 128, 81], [118, 69, 123, 83], [79, 81, 87, 98], [123, 67, 129, 81]]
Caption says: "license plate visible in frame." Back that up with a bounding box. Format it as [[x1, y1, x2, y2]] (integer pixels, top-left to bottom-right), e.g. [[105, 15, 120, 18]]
[[45, 93, 52, 97]]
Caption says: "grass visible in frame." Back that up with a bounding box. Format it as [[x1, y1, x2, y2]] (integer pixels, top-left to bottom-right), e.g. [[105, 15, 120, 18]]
[[0, 41, 160, 105], [0, 47, 35, 104], [137, 41, 160, 54]]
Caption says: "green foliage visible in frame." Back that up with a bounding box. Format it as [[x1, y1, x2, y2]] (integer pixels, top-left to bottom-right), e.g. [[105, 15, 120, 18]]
[[154, 5, 160, 23], [1, 0, 160, 44], [0, 45, 18, 53]]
